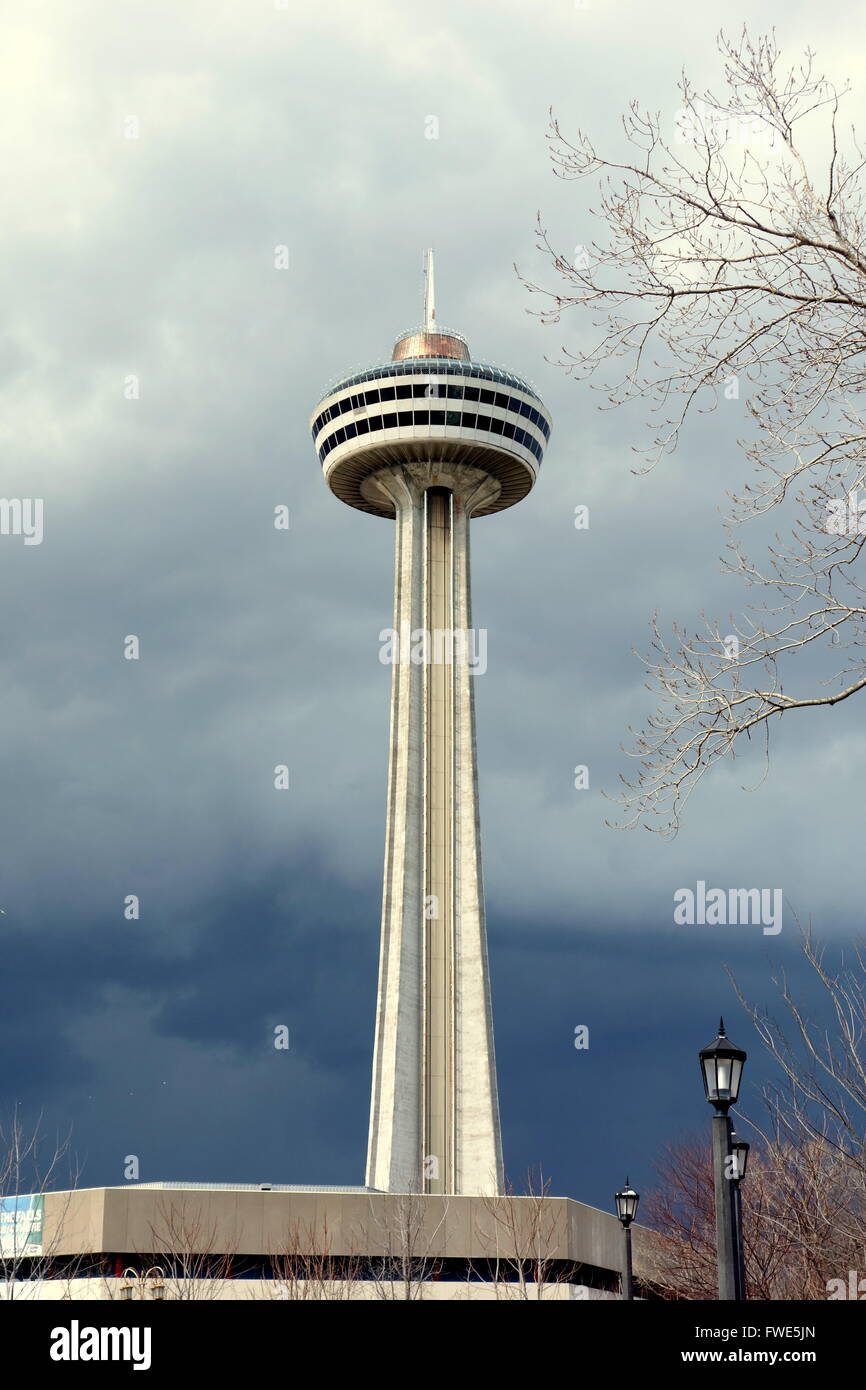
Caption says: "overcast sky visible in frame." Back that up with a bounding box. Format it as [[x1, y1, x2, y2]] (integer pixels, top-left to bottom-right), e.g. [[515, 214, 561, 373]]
[[1, 0, 862, 1212]]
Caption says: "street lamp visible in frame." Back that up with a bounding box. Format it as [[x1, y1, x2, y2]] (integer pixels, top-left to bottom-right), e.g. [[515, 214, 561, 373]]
[[118, 1266, 167, 1300], [731, 1134, 750, 1183], [614, 1178, 640, 1301], [699, 1016, 746, 1111], [730, 1132, 750, 1300], [699, 1018, 747, 1301]]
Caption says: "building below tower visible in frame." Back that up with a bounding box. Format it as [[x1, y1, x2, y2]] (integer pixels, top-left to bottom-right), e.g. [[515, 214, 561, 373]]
[[2, 1183, 661, 1299]]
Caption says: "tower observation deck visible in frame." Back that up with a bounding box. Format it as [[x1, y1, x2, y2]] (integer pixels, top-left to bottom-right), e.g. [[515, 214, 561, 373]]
[[310, 251, 552, 1196]]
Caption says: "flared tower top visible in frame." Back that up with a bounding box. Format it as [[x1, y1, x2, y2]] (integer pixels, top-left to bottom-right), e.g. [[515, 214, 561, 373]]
[[390, 249, 470, 363], [310, 249, 552, 518]]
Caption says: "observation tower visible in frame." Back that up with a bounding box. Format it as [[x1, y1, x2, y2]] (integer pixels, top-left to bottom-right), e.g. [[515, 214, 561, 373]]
[[310, 252, 551, 1195]]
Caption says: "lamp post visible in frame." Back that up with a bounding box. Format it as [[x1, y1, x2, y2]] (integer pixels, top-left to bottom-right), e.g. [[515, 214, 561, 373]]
[[119, 1266, 166, 1301], [614, 1179, 640, 1301], [699, 1018, 747, 1301], [730, 1133, 750, 1300]]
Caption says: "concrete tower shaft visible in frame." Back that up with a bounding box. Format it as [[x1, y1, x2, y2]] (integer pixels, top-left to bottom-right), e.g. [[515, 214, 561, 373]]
[[363, 462, 503, 1195]]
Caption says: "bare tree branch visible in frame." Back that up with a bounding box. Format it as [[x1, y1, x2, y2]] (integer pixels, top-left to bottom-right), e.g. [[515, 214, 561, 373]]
[[527, 28, 866, 832]]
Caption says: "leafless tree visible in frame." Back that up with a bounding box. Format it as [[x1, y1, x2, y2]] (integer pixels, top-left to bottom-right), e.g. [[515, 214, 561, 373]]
[[365, 1191, 449, 1301], [269, 1218, 363, 1301], [732, 929, 866, 1207], [474, 1169, 579, 1299], [644, 1131, 864, 1299], [647, 931, 866, 1297], [144, 1199, 236, 1301], [0, 1106, 82, 1299], [527, 28, 866, 833]]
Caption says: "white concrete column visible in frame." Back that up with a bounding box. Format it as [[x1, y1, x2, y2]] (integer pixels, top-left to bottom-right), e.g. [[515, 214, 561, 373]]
[[364, 468, 425, 1193], [451, 477, 504, 1196], [364, 463, 504, 1196]]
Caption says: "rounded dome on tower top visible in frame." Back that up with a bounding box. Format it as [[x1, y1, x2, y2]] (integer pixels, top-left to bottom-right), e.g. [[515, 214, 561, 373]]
[[391, 327, 470, 362]]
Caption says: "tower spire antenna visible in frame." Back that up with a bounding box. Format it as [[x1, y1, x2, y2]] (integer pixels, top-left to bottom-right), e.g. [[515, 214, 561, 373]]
[[423, 247, 436, 332]]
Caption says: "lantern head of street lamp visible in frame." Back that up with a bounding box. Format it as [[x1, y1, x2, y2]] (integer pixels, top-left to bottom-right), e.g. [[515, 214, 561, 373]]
[[731, 1133, 750, 1183], [615, 1179, 640, 1228], [700, 1017, 747, 1112]]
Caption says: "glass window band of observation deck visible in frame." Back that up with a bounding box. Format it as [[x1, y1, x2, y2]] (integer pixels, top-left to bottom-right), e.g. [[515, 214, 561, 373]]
[[318, 358, 543, 404], [316, 408, 545, 465], [312, 381, 550, 446]]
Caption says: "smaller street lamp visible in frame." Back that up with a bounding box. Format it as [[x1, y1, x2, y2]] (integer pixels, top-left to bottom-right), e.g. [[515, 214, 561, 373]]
[[731, 1134, 750, 1183], [730, 1132, 750, 1300], [614, 1178, 640, 1301]]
